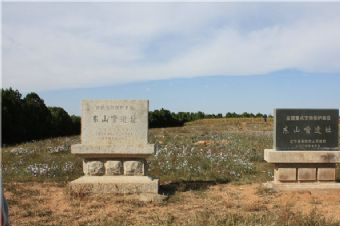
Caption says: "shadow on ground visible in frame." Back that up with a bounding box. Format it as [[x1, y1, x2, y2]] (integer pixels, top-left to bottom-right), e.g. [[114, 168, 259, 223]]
[[159, 179, 229, 196]]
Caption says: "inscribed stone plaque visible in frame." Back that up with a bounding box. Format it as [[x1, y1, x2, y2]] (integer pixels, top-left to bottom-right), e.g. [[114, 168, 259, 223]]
[[81, 100, 148, 145], [274, 109, 339, 150]]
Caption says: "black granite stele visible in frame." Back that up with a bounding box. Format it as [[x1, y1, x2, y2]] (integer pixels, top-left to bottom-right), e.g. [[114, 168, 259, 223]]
[[274, 109, 339, 151]]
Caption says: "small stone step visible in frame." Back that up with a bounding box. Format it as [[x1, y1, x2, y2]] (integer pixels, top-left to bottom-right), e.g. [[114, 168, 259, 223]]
[[69, 176, 159, 194]]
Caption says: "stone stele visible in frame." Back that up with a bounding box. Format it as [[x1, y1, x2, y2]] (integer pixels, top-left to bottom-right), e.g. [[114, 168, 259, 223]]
[[69, 100, 159, 195], [264, 108, 340, 191]]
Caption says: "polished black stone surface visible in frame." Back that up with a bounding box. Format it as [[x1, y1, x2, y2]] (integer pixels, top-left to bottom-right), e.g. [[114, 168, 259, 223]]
[[274, 109, 339, 150]]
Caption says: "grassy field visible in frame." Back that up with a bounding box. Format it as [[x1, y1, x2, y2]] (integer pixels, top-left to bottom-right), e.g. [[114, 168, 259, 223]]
[[2, 118, 340, 226]]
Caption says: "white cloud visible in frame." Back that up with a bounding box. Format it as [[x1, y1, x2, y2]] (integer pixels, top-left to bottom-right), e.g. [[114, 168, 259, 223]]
[[2, 2, 340, 91]]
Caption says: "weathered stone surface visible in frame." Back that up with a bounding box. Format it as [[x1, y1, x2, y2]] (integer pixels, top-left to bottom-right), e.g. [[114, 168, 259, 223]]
[[81, 100, 148, 146], [274, 168, 296, 182], [298, 168, 316, 181], [69, 176, 158, 194], [317, 168, 336, 181], [71, 144, 155, 157], [105, 160, 123, 175], [124, 160, 144, 176], [83, 160, 104, 176], [264, 149, 340, 163], [70, 99, 159, 195]]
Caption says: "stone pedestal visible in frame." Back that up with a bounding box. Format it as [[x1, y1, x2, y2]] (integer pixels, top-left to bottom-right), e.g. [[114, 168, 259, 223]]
[[264, 149, 340, 190], [70, 144, 159, 194], [70, 176, 159, 194], [69, 100, 159, 195]]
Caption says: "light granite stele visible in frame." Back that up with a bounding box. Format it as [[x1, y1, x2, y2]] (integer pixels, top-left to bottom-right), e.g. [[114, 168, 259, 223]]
[[70, 100, 160, 197], [81, 100, 148, 146]]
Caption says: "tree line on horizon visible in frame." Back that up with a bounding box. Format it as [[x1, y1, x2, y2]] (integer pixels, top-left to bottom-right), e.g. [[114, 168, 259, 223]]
[[2, 88, 80, 145], [2, 88, 270, 145], [149, 109, 270, 128]]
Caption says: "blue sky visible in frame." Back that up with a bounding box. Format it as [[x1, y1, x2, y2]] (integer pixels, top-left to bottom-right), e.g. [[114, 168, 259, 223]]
[[39, 70, 340, 116], [2, 2, 340, 115]]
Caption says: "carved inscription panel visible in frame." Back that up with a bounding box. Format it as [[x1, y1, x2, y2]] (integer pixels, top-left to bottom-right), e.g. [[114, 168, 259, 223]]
[[274, 109, 339, 150], [81, 100, 148, 145]]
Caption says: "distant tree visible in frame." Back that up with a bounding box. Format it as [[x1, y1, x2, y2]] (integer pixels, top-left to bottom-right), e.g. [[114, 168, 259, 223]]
[[70, 115, 81, 134], [226, 112, 238, 118], [256, 113, 263, 118], [49, 107, 73, 136], [1, 88, 26, 144], [197, 111, 205, 120], [1, 88, 81, 145], [176, 112, 191, 123], [149, 108, 184, 128], [241, 112, 250, 118], [149, 108, 269, 128], [23, 92, 52, 140]]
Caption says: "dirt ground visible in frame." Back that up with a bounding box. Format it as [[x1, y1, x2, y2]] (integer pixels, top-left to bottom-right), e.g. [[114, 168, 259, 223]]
[[3, 119, 340, 225], [5, 182, 340, 226]]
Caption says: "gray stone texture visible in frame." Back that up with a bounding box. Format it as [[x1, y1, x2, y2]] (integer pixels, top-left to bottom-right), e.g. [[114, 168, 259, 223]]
[[83, 160, 105, 176], [124, 160, 144, 176], [70, 100, 158, 195], [70, 176, 158, 194], [72, 144, 155, 158], [298, 168, 316, 181], [274, 168, 296, 182], [317, 168, 336, 181], [81, 100, 148, 146], [264, 149, 340, 189], [264, 149, 340, 163], [105, 160, 123, 175]]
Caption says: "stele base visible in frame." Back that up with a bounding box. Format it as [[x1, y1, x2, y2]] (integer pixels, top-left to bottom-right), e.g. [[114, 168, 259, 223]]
[[69, 144, 159, 195], [263, 149, 340, 191], [69, 176, 159, 194]]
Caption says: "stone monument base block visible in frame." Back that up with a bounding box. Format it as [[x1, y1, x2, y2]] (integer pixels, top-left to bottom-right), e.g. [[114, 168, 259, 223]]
[[69, 176, 159, 194], [264, 149, 340, 163], [264, 149, 340, 190], [263, 182, 340, 191], [71, 144, 155, 158]]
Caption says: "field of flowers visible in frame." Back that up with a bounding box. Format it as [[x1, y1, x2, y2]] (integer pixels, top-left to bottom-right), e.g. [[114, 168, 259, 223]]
[[2, 136, 82, 183], [148, 123, 273, 183], [2, 118, 274, 184]]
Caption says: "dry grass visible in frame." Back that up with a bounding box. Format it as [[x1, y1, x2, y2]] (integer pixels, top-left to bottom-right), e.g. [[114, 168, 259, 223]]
[[5, 182, 340, 226], [2, 118, 340, 225]]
